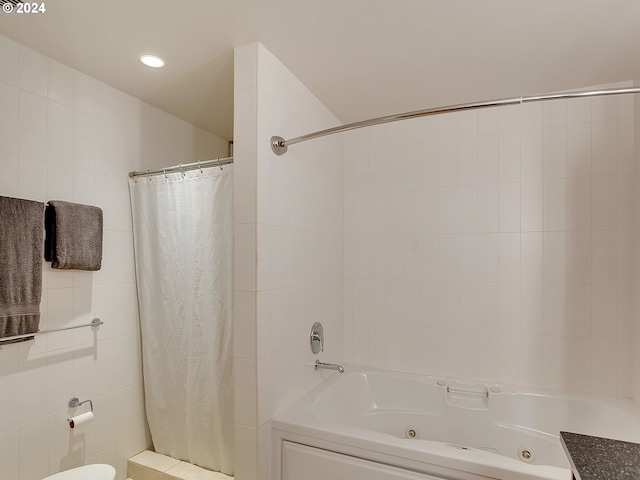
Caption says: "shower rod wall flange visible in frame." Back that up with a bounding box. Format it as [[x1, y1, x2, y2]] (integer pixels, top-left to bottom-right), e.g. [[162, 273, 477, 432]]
[[270, 86, 640, 156], [271, 136, 288, 155]]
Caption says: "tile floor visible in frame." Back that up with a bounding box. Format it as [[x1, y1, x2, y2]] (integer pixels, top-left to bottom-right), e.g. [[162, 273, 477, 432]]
[[127, 450, 233, 480]]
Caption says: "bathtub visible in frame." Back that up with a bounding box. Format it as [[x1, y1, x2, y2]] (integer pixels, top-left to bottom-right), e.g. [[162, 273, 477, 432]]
[[271, 367, 640, 480]]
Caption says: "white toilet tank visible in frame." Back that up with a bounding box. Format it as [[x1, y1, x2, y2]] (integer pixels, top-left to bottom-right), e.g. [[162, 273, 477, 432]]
[[42, 464, 116, 480]]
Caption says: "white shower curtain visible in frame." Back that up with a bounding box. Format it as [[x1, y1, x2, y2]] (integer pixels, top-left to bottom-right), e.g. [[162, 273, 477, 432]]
[[128, 165, 234, 475]]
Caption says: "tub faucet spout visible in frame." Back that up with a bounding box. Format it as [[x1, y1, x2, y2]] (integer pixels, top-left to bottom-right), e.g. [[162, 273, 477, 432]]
[[315, 359, 344, 374]]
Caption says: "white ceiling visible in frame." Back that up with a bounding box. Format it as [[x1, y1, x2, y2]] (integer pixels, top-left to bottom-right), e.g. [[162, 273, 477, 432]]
[[2, 0, 639, 141]]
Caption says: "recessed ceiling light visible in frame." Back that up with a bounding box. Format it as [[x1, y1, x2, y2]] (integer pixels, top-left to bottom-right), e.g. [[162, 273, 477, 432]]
[[140, 54, 165, 68]]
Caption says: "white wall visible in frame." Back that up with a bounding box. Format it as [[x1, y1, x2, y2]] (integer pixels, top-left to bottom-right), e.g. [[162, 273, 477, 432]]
[[343, 84, 635, 397], [633, 84, 640, 403], [0, 34, 228, 480], [233, 42, 344, 480]]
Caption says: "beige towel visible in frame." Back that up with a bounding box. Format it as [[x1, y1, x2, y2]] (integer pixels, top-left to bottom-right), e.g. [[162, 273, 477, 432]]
[[45, 201, 103, 271], [0, 196, 44, 344]]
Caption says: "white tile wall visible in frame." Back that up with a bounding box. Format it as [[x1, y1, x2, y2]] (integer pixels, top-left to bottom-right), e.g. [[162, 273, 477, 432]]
[[345, 83, 635, 397], [0, 34, 229, 480], [233, 42, 344, 480], [633, 86, 640, 404]]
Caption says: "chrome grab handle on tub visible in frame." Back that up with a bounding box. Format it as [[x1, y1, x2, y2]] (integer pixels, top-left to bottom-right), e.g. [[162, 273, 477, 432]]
[[447, 386, 489, 398], [315, 359, 344, 374]]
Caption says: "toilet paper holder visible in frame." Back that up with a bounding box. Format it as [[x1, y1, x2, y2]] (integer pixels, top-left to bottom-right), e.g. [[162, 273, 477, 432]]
[[67, 397, 94, 429], [68, 397, 93, 412]]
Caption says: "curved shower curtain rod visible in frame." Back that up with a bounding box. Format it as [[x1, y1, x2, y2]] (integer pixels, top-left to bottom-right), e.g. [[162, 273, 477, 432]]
[[270, 86, 640, 155]]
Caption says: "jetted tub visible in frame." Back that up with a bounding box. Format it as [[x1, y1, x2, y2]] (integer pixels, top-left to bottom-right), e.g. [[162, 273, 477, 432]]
[[272, 368, 640, 480]]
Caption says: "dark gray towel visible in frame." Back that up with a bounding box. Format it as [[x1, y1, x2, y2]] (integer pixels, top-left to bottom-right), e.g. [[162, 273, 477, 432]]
[[0, 196, 44, 344], [45, 201, 103, 271]]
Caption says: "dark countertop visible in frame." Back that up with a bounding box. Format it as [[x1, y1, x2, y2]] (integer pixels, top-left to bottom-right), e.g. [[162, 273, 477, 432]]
[[560, 431, 640, 480]]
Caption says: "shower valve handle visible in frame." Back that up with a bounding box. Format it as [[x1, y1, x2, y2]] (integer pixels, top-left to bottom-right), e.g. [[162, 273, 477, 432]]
[[310, 322, 324, 354]]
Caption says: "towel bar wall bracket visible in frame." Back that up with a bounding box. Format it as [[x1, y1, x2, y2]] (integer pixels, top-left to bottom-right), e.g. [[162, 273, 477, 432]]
[[0, 317, 103, 344]]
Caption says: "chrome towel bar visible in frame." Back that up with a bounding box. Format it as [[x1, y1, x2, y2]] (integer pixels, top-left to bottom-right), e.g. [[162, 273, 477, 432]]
[[0, 317, 103, 343]]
